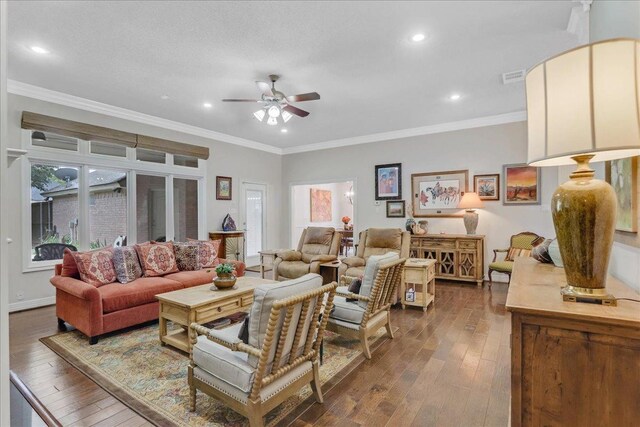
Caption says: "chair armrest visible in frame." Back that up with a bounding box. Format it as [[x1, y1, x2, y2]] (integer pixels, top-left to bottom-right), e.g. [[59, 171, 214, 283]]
[[276, 250, 302, 261], [311, 254, 337, 263], [335, 290, 370, 302], [492, 248, 509, 262], [218, 259, 246, 277], [190, 323, 261, 357], [341, 256, 365, 268], [50, 276, 100, 302], [339, 275, 359, 286]]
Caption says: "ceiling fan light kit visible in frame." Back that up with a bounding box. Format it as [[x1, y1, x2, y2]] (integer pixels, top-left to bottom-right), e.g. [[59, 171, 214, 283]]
[[223, 74, 320, 127]]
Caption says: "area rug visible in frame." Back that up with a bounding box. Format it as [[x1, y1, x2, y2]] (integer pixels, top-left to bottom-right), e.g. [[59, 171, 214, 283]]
[[41, 322, 391, 426]]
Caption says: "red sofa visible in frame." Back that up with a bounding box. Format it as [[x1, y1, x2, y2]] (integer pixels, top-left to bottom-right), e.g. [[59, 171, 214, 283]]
[[51, 259, 245, 344]]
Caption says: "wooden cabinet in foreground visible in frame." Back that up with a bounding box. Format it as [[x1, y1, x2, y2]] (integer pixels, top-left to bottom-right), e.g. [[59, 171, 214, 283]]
[[506, 258, 640, 427]]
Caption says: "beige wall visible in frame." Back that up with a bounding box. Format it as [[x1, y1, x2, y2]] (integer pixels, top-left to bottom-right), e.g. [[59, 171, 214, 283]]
[[6, 93, 283, 309], [282, 121, 558, 280]]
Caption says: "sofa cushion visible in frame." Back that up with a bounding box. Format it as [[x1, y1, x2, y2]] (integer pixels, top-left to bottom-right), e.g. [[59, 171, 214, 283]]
[[135, 241, 179, 277], [112, 246, 143, 284], [188, 239, 221, 268], [331, 296, 365, 324], [359, 252, 399, 309], [61, 248, 80, 278], [164, 270, 216, 288], [173, 242, 200, 271], [193, 325, 255, 393], [300, 227, 334, 263], [71, 248, 117, 287], [99, 276, 183, 313], [277, 261, 311, 279]]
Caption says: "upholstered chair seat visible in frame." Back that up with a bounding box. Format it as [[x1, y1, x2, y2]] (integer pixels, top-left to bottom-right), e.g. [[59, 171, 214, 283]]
[[488, 232, 544, 286], [189, 274, 337, 427], [272, 227, 341, 280]]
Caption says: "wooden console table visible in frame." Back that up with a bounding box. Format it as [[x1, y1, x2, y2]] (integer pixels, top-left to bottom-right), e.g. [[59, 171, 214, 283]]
[[209, 230, 245, 262], [410, 234, 484, 286], [506, 258, 640, 427]]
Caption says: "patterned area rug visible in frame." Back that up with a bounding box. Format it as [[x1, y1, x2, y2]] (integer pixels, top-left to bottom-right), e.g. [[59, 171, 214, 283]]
[[41, 322, 390, 426]]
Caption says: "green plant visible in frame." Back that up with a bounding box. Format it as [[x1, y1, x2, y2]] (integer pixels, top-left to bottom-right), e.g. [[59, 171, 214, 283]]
[[215, 263, 235, 275]]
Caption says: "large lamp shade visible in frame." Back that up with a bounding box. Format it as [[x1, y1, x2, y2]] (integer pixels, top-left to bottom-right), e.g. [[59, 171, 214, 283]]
[[526, 38, 640, 166]]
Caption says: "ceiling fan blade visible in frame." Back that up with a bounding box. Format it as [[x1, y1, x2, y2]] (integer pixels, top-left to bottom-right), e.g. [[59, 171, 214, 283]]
[[221, 99, 261, 102], [286, 92, 320, 102], [283, 104, 310, 117], [256, 81, 273, 97]]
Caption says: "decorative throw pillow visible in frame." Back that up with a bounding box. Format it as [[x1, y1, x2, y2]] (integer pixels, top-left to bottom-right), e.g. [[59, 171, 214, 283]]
[[61, 248, 80, 278], [187, 238, 221, 268], [174, 242, 200, 271], [134, 241, 179, 277], [112, 246, 143, 284], [532, 239, 554, 264], [71, 248, 117, 287], [238, 315, 250, 344], [505, 247, 532, 261], [346, 278, 362, 302]]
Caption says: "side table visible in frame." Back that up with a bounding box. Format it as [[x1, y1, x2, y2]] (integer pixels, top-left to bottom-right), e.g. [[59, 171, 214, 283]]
[[319, 261, 341, 285], [258, 249, 285, 279], [401, 258, 436, 312]]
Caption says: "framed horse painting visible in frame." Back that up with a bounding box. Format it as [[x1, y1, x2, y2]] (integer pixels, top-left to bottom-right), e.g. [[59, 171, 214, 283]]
[[411, 170, 469, 217]]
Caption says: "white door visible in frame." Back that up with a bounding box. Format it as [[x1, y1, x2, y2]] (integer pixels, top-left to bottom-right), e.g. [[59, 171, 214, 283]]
[[241, 183, 266, 267]]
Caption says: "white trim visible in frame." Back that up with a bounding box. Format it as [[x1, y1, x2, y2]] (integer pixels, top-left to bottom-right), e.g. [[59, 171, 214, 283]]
[[9, 296, 56, 313], [281, 111, 527, 155], [7, 80, 282, 155]]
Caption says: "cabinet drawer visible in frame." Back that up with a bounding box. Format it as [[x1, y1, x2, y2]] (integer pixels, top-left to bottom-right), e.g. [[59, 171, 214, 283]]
[[458, 240, 479, 250], [424, 239, 456, 249], [241, 295, 254, 307], [405, 268, 425, 284], [197, 298, 241, 318]]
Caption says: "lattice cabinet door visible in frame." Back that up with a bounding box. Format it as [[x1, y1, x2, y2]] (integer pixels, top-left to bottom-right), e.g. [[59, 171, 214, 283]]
[[458, 251, 477, 280], [437, 250, 457, 277]]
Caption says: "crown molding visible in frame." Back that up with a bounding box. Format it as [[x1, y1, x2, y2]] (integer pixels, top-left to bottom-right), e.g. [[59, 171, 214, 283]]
[[7, 80, 283, 155], [281, 111, 527, 155]]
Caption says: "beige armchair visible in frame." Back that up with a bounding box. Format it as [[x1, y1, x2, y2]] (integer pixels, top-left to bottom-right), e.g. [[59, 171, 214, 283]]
[[272, 227, 341, 280], [327, 252, 406, 359], [338, 228, 410, 278], [189, 274, 337, 427]]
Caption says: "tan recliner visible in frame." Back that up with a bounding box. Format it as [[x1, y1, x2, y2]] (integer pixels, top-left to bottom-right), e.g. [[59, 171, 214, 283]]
[[338, 228, 411, 279], [272, 227, 341, 280]]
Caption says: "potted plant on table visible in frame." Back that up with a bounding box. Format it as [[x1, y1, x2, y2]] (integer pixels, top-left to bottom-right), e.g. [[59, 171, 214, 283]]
[[211, 263, 237, 290]]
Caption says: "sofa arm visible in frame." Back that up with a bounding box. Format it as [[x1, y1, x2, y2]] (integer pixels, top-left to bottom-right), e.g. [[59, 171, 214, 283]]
[[50, 276, 101, 302], [342, 256, 365, 268], [219, 259, 246, 277], [277, 250, 302, 261], [311, 254, 337, 263]]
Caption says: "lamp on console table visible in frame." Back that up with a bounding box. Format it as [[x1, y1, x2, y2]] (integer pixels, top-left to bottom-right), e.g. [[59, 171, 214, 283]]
[[525, 38, 640, 305], [459, 192, 483, 235]]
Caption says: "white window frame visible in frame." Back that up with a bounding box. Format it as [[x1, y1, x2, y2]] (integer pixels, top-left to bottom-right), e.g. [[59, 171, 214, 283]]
[[21, 130, 207, 272]]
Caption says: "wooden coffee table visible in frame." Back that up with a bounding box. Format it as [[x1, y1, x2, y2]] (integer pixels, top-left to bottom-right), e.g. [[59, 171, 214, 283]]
[[156, 276, 275, 354]]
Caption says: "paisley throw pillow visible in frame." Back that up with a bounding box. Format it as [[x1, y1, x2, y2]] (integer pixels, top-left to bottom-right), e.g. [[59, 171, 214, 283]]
[[134, 241, 179, 277], [71, 248, 117, 287], [174, 242, 200, 271], [113, 246, 143, 284], [187, 239, 221, 268]]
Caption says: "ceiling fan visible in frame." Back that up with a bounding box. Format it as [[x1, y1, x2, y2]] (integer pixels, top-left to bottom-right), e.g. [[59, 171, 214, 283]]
[[222, 75, 320, 125]]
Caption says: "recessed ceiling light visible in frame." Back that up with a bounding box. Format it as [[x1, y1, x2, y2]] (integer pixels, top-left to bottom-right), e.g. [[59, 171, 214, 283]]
[[203, 102, 212, 108], [281, 128, 288, 133], [160, 95, 170, 100], [449, 93, 461, 101], [30, 46, 49, 54], [411, 33, 426, 43]]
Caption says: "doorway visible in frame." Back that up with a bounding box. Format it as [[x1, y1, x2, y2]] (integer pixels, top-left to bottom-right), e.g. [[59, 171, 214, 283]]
[[290, 180, 355, 256], [241, 182, 267, 267]]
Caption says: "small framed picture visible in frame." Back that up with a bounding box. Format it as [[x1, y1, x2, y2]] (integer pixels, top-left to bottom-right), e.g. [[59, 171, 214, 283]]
[[375, 163, 402, 200], [405, 289, 415, 302], [386, 200, 406, 218], [216, 176, 232, 200], [503, 164, 541, 205], [474, 174, 500, 201]]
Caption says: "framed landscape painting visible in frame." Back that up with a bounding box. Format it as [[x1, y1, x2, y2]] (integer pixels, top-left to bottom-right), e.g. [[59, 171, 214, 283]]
[[386, 200, 406, 218], [503, 164, 540, 205], [411, 170, 468, 217], [375, 163, 402, 200], [310, 188, 332, 222], [474, 174, 500, 201], [606, 156, 638, 232], [216, 176, 232, 200]]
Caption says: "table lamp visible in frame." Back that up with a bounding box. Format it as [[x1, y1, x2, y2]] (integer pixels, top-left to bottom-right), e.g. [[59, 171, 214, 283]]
[[525, 38, 640, 305], [459, 192, 483, 235]]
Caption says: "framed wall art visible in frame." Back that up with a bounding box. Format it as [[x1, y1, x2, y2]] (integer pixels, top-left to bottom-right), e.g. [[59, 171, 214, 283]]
[[310, 188, 332, 222], [474, 174, 500, 201], [375, 163, 402, 200], [411, 170, 468, 217], [386, 200, 406, 218], [216, 176, 232, 200], [606, 156, 638, 233], [503, 164, 541, 205]]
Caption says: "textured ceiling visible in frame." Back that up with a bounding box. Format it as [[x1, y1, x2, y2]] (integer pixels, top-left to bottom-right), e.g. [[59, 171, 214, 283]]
[[8, 1, 581, 149]]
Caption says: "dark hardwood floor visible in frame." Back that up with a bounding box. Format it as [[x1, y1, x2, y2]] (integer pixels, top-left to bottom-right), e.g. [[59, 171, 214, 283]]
[[9, 280, 511, 426]]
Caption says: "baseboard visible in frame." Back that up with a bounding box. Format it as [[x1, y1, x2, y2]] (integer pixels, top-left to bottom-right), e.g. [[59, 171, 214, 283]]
[[9, 296, 55, 313]]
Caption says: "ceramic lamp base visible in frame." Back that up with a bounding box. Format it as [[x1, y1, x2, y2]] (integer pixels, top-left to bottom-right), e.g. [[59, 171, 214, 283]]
[[463, 210, 478, 235]]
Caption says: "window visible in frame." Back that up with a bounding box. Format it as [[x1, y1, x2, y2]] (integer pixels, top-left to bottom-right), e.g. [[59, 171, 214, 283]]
[[89, 169, 128, 248], [136, 175, 166, 242], [136, 148, 166, 164], [31, 131, 78, 151], [173, 178, 199, 241], [91, 141, 127, 157], [174, 154, 199, 168]]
